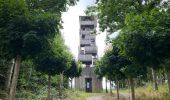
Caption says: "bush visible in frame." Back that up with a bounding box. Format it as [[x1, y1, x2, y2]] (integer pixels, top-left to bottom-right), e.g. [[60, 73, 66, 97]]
[[0, 91, 7, 99], [16, 90, 36, 100]]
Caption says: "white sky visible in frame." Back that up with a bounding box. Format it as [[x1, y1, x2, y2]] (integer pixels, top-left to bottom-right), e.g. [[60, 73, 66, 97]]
[[61, 0, 106, 59]]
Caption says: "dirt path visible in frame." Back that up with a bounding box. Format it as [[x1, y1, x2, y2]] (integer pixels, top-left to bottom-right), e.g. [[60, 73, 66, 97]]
[[87, 95, 104, 100], [87, 93, 130, 100]]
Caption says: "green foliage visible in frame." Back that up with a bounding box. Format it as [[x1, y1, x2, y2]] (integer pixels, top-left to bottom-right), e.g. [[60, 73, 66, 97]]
[[85, 6, 98, 16], [95, 59, 106, 79], [0, 0, 62, 60], [34, 34, 72, 76], [17, 60, 47, 92], [16, 60, 70, 99], [120, 9, 170, 70], [95, 47, 127, 81], [26, 0, 79, 13], [0, 59, 8, 92], [0, 0, 79, 99], [64, 60, 82, 79], [0, 0, 29, 59], [86, 0, 167, 32], [95, 37, 147, 81]]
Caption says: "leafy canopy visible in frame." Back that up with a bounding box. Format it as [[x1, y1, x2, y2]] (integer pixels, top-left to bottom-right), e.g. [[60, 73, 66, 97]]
[[34, 34, 72, 76], [86, 0, 167, 32]]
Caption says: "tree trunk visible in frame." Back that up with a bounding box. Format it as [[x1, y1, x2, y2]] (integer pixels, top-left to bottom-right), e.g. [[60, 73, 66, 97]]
[[8, 55, 21, 100], [166, 70, 170, 94], [27, 67, 33, 89], [162, 68, 166, 85], [106, 79, 108, 93], [129, 77, 135, 100], [6, 59, 15, 93], [70, 78, 72, 89], [116, 80, 119, 100], [47, 75, 51, 100], [59, 73, 64, 99], [152, 68, 158, 90], [110, 80, 112, 94]]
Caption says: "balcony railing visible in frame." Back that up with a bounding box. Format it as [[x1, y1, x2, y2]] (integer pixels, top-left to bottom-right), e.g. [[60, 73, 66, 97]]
[[80, 30, 92, 35], [85, 34, 96, 40], [85, 46, 97, 54], [80, 21, 97, 26], [78, 54, 92, 62], [80, 39, 91, 45]]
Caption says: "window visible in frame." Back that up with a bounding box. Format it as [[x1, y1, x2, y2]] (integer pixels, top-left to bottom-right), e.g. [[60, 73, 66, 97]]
[[80, 47, 85, 54], [82, 35, 85, 39]]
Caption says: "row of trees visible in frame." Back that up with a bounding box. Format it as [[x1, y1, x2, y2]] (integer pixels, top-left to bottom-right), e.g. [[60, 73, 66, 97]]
[[0, 0, 81, 100], [86, 0, 170, 100]]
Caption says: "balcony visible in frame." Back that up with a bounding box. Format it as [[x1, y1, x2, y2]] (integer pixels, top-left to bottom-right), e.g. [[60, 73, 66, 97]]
[[80, 21, 97, 26], [80, 30, 92, 35], [85, 46, 97, 54], [80, 39, 91, 45], [78, 54, 92, 62], [85, 34, 96, 40]]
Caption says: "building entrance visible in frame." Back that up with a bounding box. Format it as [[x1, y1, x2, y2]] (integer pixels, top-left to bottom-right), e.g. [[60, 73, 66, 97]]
[[85, 78, 92, 92]]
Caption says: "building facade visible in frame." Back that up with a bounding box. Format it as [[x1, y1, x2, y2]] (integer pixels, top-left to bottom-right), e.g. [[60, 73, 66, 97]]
[[75, 16, 102, 92]]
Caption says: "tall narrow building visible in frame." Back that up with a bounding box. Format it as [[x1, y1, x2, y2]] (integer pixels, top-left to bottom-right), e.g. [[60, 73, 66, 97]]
[[75, 16, 102, 92]]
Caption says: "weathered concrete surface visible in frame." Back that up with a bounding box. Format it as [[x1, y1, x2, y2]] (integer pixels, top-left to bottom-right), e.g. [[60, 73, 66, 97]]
[[75, 67, 102, 92]]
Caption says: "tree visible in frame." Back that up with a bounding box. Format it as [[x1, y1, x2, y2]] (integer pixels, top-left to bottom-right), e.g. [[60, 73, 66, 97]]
[[0, 1, 38, 99], [113, 35, 148, 100], [86, 0, 167, 32], [26, 0, 78, 13], [0, 0, 79, 99], [0, 2, 58, 99], [118, 8, 170, 91], [64, 60, 82, 89], [95, 46, 127, 99], [95, 57, 108, 93], [96, 35, 147, 100], [34, 34, 72, 99]]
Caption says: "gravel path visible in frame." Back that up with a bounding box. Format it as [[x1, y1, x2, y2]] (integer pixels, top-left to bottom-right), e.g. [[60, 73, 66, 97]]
[[87, 95, 104, 100]]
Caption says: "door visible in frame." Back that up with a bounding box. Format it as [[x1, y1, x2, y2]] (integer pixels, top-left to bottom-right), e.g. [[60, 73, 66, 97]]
[[85, 78, 92, 92]]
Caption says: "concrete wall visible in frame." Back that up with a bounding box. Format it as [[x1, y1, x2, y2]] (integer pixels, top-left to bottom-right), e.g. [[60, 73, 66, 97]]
[[75, 67, 102, 92]]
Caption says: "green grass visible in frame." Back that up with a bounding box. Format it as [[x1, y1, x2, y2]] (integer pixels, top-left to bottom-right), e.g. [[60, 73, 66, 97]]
[[135, 84, 170, 100], [112, 83, 170, 100], [66, 84, 170, 100], [66, 90, 103, 100]]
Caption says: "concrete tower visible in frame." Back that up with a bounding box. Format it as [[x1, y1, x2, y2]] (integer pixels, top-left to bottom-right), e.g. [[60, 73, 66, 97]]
[[75, 16, 102, 92]]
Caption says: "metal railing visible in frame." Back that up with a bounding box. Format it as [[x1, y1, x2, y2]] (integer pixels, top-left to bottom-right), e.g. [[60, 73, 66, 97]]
[[80, 39, 91, 45], [85, 46, 97, 54], [80, 21, 97, 26], [85, 34, 96, 40], [78, 54, 92, 62]]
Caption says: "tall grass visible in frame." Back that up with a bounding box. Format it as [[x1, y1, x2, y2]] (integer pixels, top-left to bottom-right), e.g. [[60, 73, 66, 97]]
[[135, 84, 170, 100], [114, 83, 170, 100]]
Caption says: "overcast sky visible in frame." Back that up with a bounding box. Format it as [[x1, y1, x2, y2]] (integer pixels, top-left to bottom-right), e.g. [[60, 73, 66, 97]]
[[61, 0, 106, 59]]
